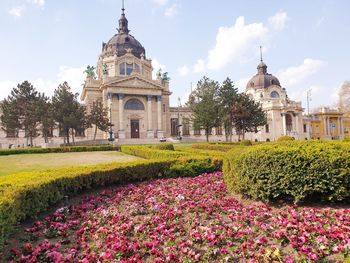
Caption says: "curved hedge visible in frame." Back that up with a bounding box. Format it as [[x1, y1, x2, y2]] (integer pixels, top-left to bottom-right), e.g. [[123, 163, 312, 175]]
[[223, 141, 350, 203], [0, 145, 119, 156], [0, 156, 218, 248]]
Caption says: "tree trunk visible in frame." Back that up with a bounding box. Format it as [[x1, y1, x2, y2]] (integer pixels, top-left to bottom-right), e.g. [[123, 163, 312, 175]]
[[66, 129, 70, 145], [94, 124, 97, 141], [206, 128, 209, 142], [30, 135, 33, 148], [242, 131, 245, 140], [71, 129, 75, 145]]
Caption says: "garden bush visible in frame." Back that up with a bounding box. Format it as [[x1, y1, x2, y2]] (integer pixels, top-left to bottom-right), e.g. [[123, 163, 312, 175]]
[[277, 135, 295, 142], [0, 145, 119, 156], [191, 143, 236, 152], [121, 145, 189, 159], [153, 143, 175, 151], [223, 141, 350, 203], [240, 139, 252, 146], [0, 155, 218, 248]]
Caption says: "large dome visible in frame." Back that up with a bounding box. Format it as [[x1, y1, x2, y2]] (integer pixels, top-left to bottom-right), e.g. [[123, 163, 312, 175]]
[[101, 9, 146, 59], [102, 33, 146, 59], [246, 61, 281, 89]]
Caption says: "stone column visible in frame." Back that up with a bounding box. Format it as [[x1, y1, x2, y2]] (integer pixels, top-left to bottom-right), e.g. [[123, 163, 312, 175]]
[[117, 93, 125, 139], [323, 116, 328, 137], [156, 95, 164, 138], [147, 95, 154, 138], [281, 113, 287, 136], [295, 113, 299, 139]]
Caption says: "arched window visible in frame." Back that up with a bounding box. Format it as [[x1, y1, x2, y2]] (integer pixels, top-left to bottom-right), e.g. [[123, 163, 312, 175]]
[[124, 99, 145, 110], [270, 91, 280, 98]]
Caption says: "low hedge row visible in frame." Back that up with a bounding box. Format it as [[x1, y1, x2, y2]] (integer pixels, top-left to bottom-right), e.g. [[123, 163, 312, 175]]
[[0, 156, 216, 248], [121, 145, 190, 159], [223, 141, 350, 203], [0, 145, 119, 156], [152, 143, 175, 151], [192, 142, 252, 152]]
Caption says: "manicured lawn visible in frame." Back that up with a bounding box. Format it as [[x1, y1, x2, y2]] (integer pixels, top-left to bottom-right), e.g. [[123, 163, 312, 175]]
[[6, 172, 350, 262], [0, 151, 142, 176]]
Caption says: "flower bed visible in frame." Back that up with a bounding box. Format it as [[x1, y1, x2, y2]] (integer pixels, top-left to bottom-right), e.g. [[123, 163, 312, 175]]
[[7, 173, 350, 262]]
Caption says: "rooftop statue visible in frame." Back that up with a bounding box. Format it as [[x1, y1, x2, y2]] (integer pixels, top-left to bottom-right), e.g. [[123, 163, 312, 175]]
[[84, 65, 96, 79]]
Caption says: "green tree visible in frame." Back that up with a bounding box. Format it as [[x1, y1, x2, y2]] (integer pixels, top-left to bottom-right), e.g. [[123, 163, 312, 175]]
[[1, 81, 42, 146], [188, 76, 220, 142], [231, 93, 267, 140], [87, 101, 110, 140], [52, 82, 86, 145], [218, 77, 238, 142], [0, 99, 20, 138], [36, 94, 56, 143]]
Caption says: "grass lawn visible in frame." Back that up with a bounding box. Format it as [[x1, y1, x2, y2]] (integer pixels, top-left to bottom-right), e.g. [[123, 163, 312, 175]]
[[0, 151, 143, 177]]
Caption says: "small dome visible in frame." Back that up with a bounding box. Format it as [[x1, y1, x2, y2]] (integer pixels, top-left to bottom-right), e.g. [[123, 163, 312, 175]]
[[246, 60, 281, 89]]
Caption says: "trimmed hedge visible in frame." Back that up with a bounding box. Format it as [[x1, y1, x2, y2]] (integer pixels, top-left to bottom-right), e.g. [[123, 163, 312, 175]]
[[223, 141, 350, 203], [192, 143, 237, 152], [0, 145, 119, 156], [121, 145, 189, 159], [277, 136, 295, 142], [153, 143, 175, 151], [0, 156, 217, 248]]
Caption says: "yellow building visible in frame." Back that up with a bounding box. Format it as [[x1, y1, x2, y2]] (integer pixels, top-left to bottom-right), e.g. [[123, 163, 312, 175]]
[[310, 107, 346, 140]]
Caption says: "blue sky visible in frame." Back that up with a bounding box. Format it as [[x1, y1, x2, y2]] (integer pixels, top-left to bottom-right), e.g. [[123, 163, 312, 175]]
[[0, 0, 349, 111]]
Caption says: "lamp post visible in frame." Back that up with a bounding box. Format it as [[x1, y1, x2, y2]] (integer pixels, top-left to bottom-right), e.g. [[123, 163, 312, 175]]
[[177, 97, 182, 140], [108, 101, 115, 143]]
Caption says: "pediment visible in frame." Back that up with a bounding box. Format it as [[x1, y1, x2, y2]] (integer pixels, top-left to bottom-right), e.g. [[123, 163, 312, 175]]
[[104, 76, 163, 90]]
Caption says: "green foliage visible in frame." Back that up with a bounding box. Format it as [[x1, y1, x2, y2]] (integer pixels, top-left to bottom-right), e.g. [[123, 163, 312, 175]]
[[0, 145, 119, 156], [121, 145, 189, 159], [240, 139, 253, 146], [165, 157, 215, 178], [87, 101, 110, 140], [52, 82, 87, 145], [153, 143, 175, 151], [191, 143, 240, 152], [0, 81, 43, 146], [277, 136, 295, 142], [223, 141, 350, 203], [187, 76, 221, 142], [231, 93, 267, 140], [217, 78, 238, 142]]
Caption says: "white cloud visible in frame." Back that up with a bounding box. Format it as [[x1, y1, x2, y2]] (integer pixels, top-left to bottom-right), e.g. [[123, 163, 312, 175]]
[[177, 65, 190, 77], [0, 66, 86, 101], [235, 77, 250, 92], [151, 58, 166, 79], [165, 4, 178, 17], [29, 0, 45, 7], [277, 58, 326, 86], [207, 16, 269, 71], [193, 59, 205, 73], [268, 11, 288, 30], [153, 0, 167, 6], [8, 6, 25, 18]]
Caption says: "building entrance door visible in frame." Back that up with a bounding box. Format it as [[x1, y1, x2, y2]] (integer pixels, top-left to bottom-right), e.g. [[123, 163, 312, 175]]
[[131, 120, 140, 138]]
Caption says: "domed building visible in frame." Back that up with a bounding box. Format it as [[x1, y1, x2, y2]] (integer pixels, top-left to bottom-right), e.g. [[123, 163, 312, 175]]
[[81, 6, 172, 141], [245, 57, 308, 141]]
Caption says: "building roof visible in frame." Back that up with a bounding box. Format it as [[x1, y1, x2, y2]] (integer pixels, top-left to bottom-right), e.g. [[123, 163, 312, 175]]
[[246, 60, 281, 89], [101, 8, 146, 59]]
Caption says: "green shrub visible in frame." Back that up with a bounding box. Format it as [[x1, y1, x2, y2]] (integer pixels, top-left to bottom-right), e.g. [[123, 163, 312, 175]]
[[223, 141, 350, 203], [121, 145, 189, 159], [192, 143, 235, 152], [153, 143, 175, 151], [277, 136, 295, 142], [240, 140, 252, 146], [0, 145, 119, 156]]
